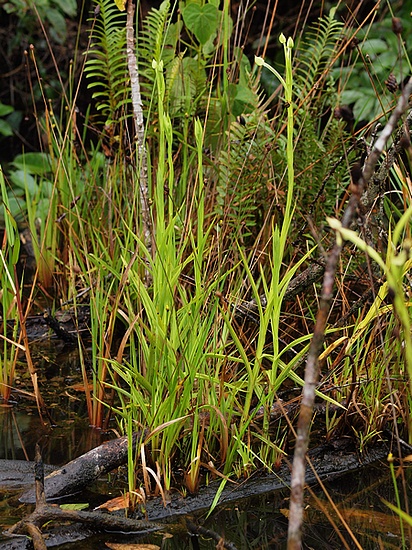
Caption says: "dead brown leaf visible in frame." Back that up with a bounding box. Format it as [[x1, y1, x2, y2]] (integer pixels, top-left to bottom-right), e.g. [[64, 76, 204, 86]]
[[97, 493, 129, 512]]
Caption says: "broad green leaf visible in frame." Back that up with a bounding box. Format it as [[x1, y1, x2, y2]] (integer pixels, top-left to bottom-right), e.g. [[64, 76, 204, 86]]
[[9, 170, 38, 195], [361, 38, 388, 57], [165, 21, 182, 47], [228, 83, 257, 116], [8, 195, 26, 221], [46, 8, 67, 42], [0, 120, 13, 137], [113, 0, 126, 10], [182, 3, 219, 45], [37, 197, 53, 221], [0, 167, 18, 250], [60, 503, 89, 511], [53, 0, 77, 17], [0, 102, 14, 117], [12, 153, 52, 175], [0, 195, 26, 226]]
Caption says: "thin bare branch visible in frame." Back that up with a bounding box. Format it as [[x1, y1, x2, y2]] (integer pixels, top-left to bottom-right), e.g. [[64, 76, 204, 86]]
[[126, 0, 152, 251], [287, 78, 412, 550]]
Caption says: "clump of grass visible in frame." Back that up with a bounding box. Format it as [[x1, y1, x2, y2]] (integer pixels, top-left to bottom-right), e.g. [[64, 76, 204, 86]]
[[0, 165, 21, 403], [3, 5, 412, 548]]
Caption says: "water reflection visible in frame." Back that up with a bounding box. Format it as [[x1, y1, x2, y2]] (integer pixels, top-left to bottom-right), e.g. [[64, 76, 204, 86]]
[[0, 340, 106, 465]]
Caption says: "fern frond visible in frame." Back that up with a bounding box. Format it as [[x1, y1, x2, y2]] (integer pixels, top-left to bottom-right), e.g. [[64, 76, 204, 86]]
[[137, 1, 174, 110], [295, 7, 344, 100], [289, 8, 351, 217], [215, 113, 276, 239], [84, 0, 129, 124], [165, 55, 206, 118]]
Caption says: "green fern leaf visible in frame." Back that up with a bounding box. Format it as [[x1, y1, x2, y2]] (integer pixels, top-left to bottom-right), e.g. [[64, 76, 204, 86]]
[[137, 0, 176, 112], [84, 0, 129, 124], [295, 8, 344, 99]]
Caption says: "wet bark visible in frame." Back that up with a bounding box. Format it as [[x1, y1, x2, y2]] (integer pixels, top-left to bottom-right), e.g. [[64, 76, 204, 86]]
[[16, 437, 396, 519], [19, 430, 146, 504], [9, 443, 160, 550], [4, 436, 405, 548]]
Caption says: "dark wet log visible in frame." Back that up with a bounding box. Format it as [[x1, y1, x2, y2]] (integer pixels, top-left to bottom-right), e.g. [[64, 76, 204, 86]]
[[1, 438, 397, 549], [0, 460, 57, 490], [6, 305, 92, 343], [20, 430, 146, 504], [135, 439, 391, 522], [43, 310, 78, 343], [234, 260, 326, 324], [17, 402, 345, 505], [8, 441, 161, 549], [18, 429, 393, 516]]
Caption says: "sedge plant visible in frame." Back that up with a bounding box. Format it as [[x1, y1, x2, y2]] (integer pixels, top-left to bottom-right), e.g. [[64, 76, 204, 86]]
[[0, 165, 21, 403], [5, 0, 412, 532], [100, 59, 239, 495]]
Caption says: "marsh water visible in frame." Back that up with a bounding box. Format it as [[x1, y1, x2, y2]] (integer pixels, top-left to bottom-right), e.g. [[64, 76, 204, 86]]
[[1, 339, 411, 549]]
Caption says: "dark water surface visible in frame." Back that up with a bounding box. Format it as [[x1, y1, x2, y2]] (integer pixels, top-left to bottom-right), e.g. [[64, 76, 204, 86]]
[[1, 458, 410, 549], [1, 401, 410, 550], [1, 341, 411, 549]]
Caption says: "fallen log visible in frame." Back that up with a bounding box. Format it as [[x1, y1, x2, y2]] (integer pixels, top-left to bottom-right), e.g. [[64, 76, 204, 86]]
[[0, 460, 57, 490], [138, 439, 392, 522], [5, 435, 407, 549], [19, 431, 395, 519], [19, 430, 146, 504], [8, 445, 163, 550]]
